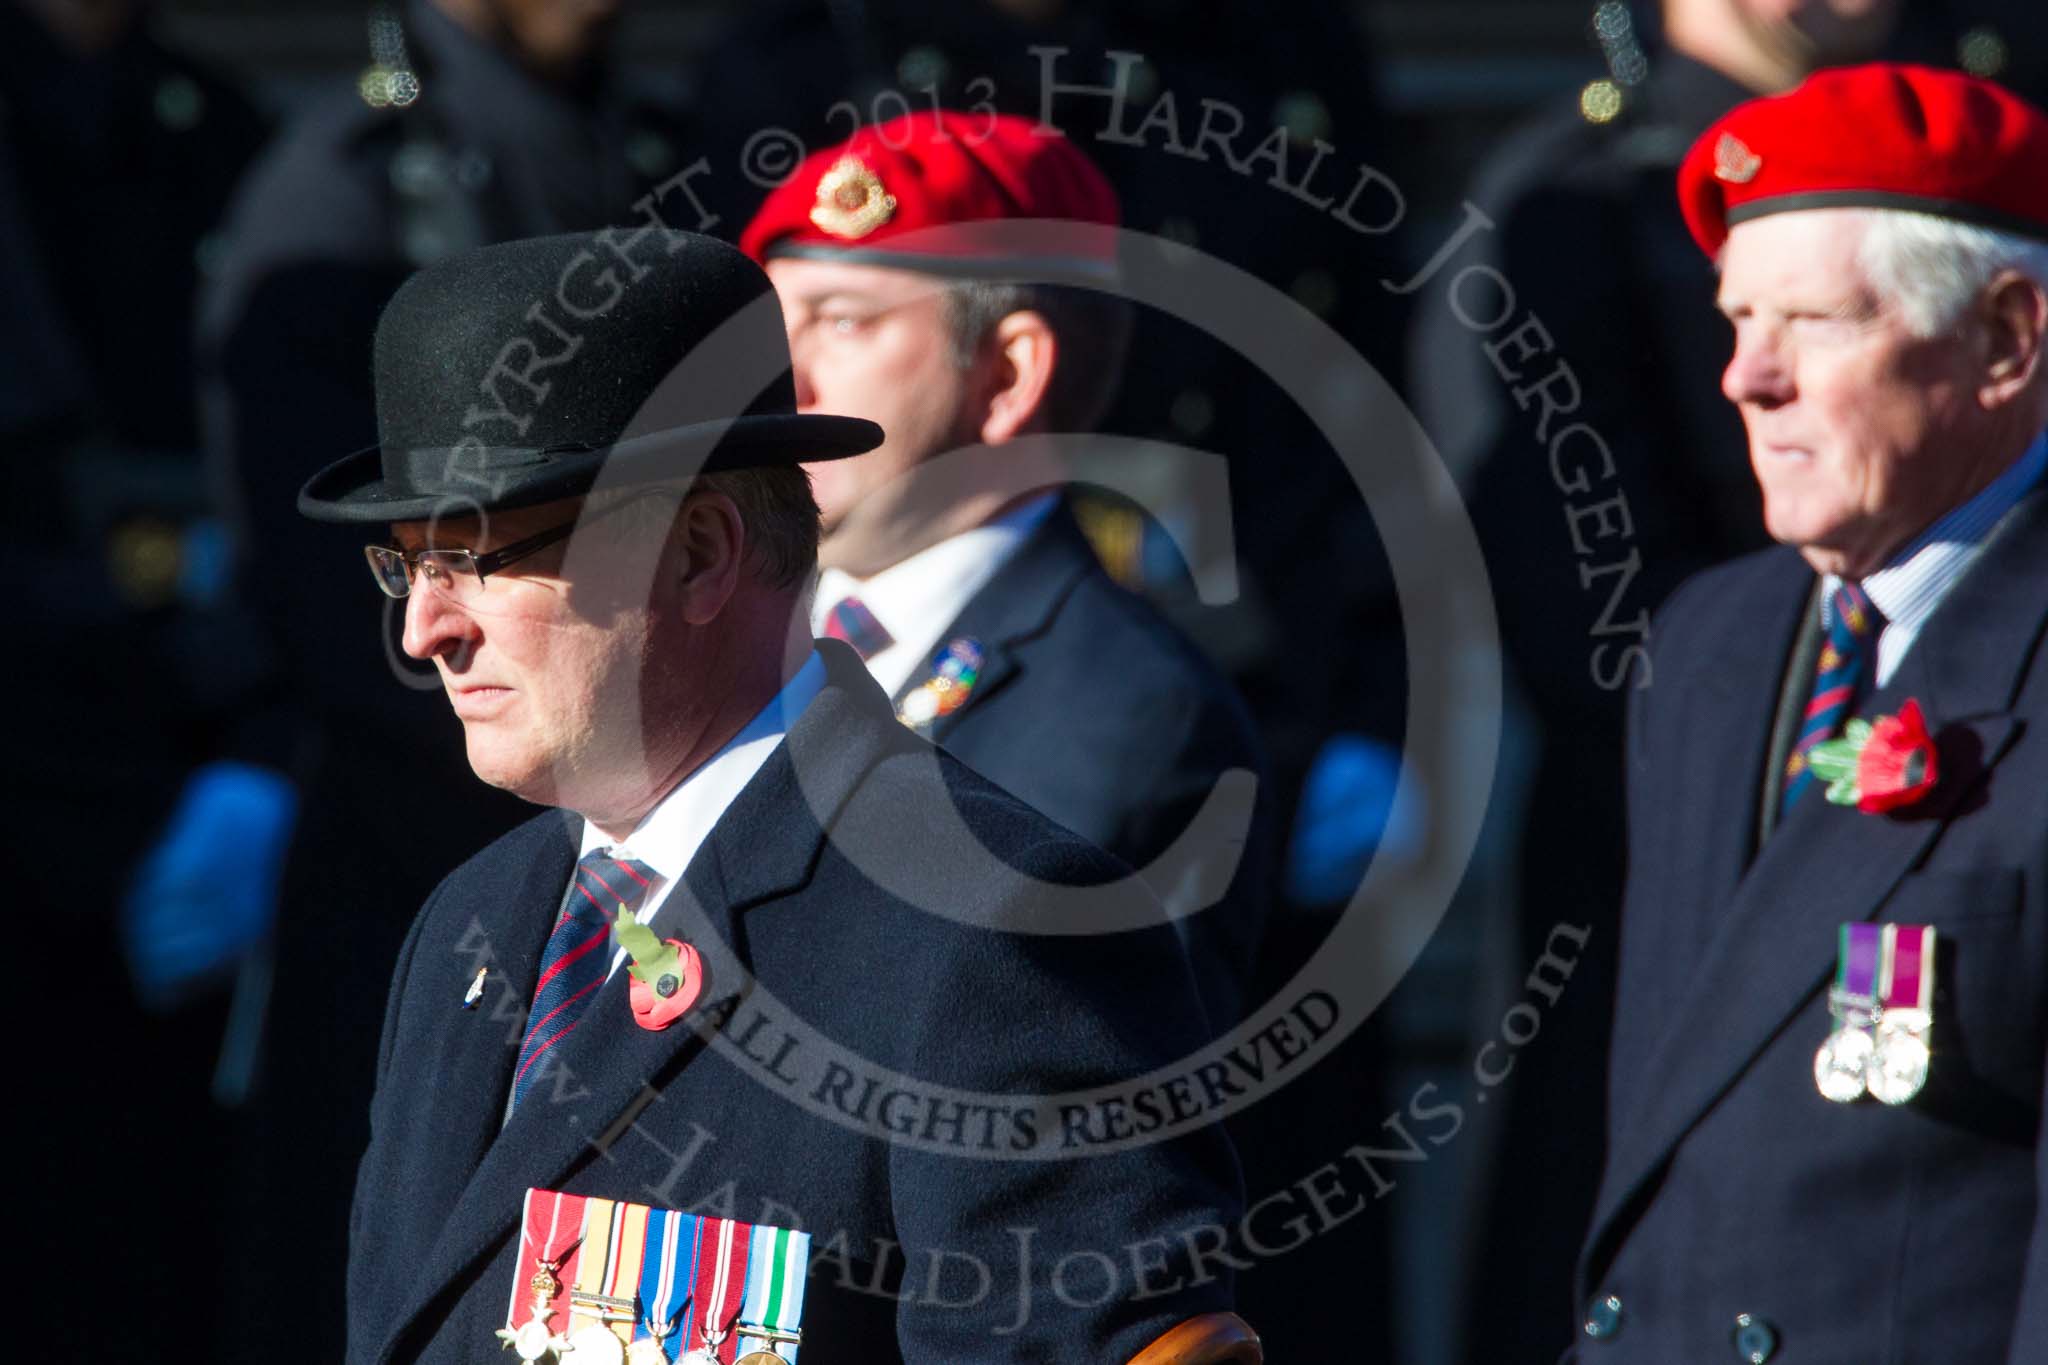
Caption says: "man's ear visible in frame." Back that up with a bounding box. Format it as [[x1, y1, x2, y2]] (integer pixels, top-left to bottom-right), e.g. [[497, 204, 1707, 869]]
[[670, 491, 746, 625], [976, 310, 1058, 445], [1977, 271, 2048, 410]]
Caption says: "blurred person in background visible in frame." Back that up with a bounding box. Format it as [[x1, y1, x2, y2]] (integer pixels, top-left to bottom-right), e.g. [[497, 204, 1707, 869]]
[[707, 9, 1414, 1353], [1, 0, 267, 883], [1, 2, 267, 1357], [1, 0, 267, 483], [741, 109, 1272, 1031], [1407, 2, 1912, 1360]]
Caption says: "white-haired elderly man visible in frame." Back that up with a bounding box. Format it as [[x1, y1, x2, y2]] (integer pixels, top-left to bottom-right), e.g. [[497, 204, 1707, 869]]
[[1574, 64, 2048, 1363]]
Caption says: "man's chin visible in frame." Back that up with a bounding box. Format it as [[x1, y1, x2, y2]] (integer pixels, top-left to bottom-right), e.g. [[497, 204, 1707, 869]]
[[1762, 496, 1829, 548], [1782, 525, 1881, 579], [462, 746, 554, 806]]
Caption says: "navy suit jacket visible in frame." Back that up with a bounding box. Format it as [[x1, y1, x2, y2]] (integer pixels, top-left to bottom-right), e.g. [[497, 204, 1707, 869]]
[[346, 642, 1243, 1363], [1579, 489, 2048, 1362], [909, 502, 1272, 1024]]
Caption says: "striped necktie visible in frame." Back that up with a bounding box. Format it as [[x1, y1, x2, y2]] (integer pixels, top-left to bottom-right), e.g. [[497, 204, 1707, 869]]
[[511, 850, 658, 1112], [1780, 580, 1882, 817], [822, 595, 894, 660]]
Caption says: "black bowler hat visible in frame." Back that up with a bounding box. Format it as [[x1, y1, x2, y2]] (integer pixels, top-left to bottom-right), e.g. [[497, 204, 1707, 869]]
[[297, 229, 881, 524]]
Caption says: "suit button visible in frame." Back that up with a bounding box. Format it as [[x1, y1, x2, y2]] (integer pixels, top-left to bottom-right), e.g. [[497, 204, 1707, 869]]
[[1582, 1294, 1624, 1341], [1732, 1313, 1778, 1363]]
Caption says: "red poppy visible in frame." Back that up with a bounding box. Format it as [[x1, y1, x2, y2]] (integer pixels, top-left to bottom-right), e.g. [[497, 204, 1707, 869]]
[[1855, 699, 1939, 813], [628, 939, 704, 1031]]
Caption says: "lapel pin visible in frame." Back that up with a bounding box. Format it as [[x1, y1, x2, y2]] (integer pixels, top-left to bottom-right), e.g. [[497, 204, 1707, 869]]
[[898, 635, 985, 729], [462, 966, 488, 1010]]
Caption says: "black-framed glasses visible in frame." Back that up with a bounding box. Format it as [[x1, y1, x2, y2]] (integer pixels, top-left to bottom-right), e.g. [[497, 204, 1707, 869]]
[[366, 490, 676, 602], [364, 520, 578, 602]]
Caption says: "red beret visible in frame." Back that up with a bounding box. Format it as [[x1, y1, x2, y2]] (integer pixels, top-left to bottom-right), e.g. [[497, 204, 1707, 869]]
[[1678, 63, 2048, 258], [739, 110, 1119, 281]]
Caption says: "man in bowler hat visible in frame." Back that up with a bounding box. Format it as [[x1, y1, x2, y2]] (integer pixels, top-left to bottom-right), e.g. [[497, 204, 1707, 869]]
[[302, 228, 1252, 1362], [741, 111, 1271, 1027], [1578, 65, 2048, 1360]]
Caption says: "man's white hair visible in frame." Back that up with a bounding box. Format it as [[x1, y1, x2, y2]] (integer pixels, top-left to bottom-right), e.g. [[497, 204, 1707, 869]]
[[1856, 209, 2048, 338]]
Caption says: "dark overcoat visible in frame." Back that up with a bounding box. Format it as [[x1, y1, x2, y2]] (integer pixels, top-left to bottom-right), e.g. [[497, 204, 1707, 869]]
[[1577, 488, 2048, 1363], [347, 642, 1244, 1363]]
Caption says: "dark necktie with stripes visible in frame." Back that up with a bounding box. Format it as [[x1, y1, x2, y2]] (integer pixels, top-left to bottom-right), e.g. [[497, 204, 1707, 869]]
[[822, 595, 893, 660], [1780, 580, 1883, 818], [510, 849, 658, 1112]]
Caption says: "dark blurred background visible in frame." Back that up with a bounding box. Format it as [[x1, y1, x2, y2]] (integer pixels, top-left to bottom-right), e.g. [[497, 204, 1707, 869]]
[[10, 1, 2041, 1361]]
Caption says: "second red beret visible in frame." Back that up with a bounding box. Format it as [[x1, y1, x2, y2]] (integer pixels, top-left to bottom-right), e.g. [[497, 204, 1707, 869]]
[[740, 110, 1120, 280], [1677, 62, 2048, 258]]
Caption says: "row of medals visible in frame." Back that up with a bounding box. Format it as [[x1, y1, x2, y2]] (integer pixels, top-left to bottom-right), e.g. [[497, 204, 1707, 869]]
[[499, 1260, 793, 1365], [1814, 993, 1931, 1105]]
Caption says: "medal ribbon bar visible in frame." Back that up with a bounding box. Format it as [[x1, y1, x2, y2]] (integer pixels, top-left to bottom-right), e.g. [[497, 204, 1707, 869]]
[[569, 1197, 621, 1338], [682, 1215, 753, 1363], [633, 1207, 696, 1360], [1882, 923, 1933, 1021], [500, 1189, 585, 1358], [1815, 923, 1884, 1103], [499, 1190, 812, 1363], [735, 1224, 812, 1362], [1868, 923, 1937, 1105], [1831, 922, 1882, 1016]]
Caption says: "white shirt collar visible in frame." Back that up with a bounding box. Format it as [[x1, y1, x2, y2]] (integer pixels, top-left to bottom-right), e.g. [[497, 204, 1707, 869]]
[[812, 494, 1057, 698], [1824, 429, 2046, 686]]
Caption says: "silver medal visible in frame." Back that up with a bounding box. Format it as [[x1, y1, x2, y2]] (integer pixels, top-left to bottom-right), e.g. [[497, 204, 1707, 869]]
[[1813, 1025, 1874, 1103], [565, 1327, 627, 1365], [511, 1318, 562, 1362], [1866, 1021, 1930, 1105]]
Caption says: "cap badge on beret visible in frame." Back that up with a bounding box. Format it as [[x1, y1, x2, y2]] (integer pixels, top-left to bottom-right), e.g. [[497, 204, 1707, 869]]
[[1714, 133, 1762, 185], [810, 156, 897, 239]]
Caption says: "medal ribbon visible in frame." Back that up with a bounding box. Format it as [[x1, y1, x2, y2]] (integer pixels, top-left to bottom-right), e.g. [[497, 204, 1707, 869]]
[[1836, 922, 1881, 1006], [571, 1197, 621, 1335], [507, 1189, 586, 1333], [736, 1225, 812, 1362], [683, 1217, 754, 1362], [607, 1202, 651, 1341], [635, 1208, 701, 1361], [1881, 924, 1935, 1017]]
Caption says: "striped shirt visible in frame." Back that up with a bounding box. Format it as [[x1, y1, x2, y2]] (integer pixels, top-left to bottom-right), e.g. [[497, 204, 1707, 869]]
[[1824, 430, 2047, 686]]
